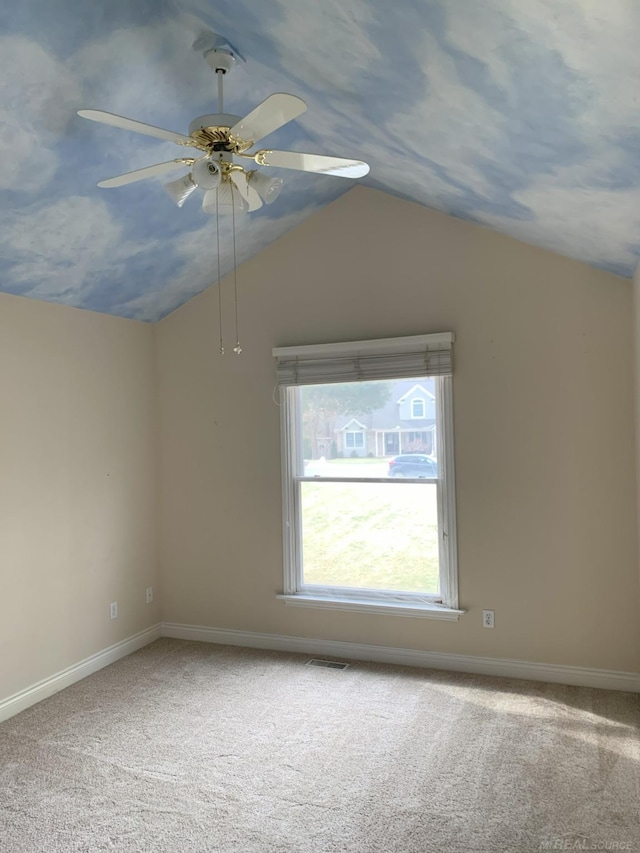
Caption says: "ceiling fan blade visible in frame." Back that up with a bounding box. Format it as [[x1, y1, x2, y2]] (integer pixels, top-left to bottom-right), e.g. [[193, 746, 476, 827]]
[[230, 171, 263, 212], [255, 149, 370, 178], [78, 109, 199, 148], [229, 94, 307, 146], [97, 160, 190, 188]]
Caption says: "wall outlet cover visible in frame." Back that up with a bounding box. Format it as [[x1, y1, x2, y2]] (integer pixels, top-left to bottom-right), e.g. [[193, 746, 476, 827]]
[[482, 609, 495, 628]]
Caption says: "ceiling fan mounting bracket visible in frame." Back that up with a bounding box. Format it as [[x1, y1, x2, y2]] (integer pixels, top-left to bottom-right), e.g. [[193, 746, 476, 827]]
[[203, 48, 236, 76]]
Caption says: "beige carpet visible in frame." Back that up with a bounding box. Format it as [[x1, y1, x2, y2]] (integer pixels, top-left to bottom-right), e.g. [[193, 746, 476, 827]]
[[0, 639, 639, 853]]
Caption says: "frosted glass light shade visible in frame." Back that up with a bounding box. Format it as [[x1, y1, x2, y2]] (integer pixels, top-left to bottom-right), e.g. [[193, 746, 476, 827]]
[[192, 158, 222, 190], [249, 171, 283, 204], [202, 182, 248, 215], [163, 173, 197, 207]]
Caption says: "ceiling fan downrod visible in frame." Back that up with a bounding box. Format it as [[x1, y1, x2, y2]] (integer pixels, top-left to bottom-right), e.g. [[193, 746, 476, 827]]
[[201, 45, 238, 113]]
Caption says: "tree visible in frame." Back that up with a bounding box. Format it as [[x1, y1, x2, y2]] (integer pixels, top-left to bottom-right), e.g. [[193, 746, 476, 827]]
[[301, 382, 393, 458]]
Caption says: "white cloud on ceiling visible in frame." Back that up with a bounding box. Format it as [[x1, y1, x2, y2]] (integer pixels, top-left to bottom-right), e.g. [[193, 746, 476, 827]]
[[389, 30, 505, 201], [1, 196, 149, 298], [438, 2, 516, 91], [267, 0, 380, 94], [0, 36, 81, 192], [437, 0, 640, 270], [532, 0, 640, 128], [477, 163, 640, 272], [444, 0, 640, 139], [70, 22, 203, 120]]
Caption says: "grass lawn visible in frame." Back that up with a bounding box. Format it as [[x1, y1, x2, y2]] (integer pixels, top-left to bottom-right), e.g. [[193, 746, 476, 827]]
[[300, 480, 439, 593]]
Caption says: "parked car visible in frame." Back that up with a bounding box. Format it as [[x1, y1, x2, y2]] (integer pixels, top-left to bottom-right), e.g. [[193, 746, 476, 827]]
[[388, 454, 438, 478]]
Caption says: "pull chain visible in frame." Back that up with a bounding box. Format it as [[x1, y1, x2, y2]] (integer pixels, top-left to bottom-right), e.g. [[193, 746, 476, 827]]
[[231, 189, 242, 354], [216, 188, 224, 355]]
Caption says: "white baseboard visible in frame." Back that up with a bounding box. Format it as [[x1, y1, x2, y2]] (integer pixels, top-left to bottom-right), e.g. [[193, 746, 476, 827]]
[[161, 622, 640, 693], [0, 624, 161, 724], [2, 621, 637, 725]]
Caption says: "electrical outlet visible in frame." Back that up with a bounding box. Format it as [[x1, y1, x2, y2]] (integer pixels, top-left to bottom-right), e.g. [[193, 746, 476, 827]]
[[482, 609, 495, 629], [146, 587, 153, 605], [110, 601, 118, 620]]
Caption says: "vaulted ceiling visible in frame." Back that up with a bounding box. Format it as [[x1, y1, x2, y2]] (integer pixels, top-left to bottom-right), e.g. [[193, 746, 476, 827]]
[[3, 0, 640, 321]]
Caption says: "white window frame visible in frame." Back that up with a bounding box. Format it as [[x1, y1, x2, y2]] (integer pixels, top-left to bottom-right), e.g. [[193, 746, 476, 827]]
[[275, 334, 462, 621], [411, 398, 426, 418], [345, 430, 365, 449]]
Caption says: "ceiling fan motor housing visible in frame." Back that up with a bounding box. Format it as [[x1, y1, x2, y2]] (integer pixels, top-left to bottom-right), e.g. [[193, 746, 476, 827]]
[[188, 114, 241, 135], [188, 114, 244, 151]]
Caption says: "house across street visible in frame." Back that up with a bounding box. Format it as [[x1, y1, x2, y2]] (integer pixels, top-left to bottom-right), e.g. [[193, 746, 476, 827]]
[[304, 378, 438, 461]]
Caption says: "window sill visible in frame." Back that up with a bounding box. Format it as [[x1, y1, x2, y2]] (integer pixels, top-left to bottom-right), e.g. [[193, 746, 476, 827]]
[[276, 594, 465, 621]]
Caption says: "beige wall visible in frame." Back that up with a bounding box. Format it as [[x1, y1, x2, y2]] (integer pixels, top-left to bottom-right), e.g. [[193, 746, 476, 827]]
[[4, 184, 635, 706], [0, 294, 159, 700], [634, 262, 640, 621], [156, 186, 640, 673]]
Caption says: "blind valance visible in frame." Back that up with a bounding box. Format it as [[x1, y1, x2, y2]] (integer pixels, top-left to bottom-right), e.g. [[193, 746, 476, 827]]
[[273, 333, 454, 387]]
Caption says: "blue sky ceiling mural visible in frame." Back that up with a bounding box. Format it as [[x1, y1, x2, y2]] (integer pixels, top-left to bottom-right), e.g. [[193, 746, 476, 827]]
[[2, 0, 640, 321]]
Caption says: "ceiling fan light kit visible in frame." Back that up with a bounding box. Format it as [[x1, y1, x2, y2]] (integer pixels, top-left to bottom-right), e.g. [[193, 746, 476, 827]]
[[191, 157, 222, 190], [78, 32, 370, 353], [202, 181, 246, 215], [163, 173, 197, 207], [248, 171, 283, 204]]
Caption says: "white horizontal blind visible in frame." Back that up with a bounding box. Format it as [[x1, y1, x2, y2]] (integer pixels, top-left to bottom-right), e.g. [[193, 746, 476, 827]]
[[273, 333, 454, 387]]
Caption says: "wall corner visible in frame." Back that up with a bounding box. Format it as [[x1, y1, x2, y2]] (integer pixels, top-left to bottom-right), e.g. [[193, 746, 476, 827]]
[[633, 261, 640, 614]]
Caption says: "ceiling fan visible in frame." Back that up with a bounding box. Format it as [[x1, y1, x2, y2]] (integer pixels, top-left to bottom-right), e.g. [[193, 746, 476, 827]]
[[77, 32, 370, 214]]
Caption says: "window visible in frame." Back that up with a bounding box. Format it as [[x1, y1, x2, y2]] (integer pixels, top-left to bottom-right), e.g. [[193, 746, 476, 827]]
[[345, 431, 365, 449], [274, 333, 461, 619], [411, 398, 425, 418]]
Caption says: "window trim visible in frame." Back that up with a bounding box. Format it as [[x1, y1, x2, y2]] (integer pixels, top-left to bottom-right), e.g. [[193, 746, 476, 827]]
[[344, 430, 365, 450], [276, 593, 464, 620], [411, 397, 426, 418], [276, 334, 461, 620], [434, 375, 459, 610]]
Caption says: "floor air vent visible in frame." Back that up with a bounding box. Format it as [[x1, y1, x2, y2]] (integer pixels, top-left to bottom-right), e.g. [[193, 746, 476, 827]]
[[305, 659, 350, 670]]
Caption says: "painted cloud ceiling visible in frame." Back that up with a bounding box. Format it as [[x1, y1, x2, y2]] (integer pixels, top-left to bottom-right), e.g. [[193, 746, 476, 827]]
[[2, 0, 640, 321]]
